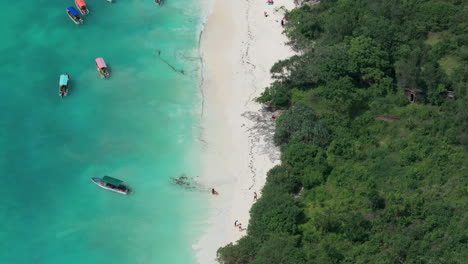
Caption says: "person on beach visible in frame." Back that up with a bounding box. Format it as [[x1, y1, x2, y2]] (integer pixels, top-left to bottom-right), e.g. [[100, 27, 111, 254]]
[[264, 11, 268, 17], [254, 192, 258, 201], [211, 188, 219, 195], [238, 223, 243, 232]]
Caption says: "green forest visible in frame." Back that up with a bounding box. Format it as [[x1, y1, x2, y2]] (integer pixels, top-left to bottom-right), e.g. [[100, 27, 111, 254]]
[[217, 0, 467, 263]]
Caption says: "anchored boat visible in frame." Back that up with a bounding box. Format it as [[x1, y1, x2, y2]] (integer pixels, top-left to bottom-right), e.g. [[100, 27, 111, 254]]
[[92, 176, 130, 195], [59, 74, 69, 98], [95, 58, 110, 78], [75, 0, 89, 15], [66, 7, 83, 24]]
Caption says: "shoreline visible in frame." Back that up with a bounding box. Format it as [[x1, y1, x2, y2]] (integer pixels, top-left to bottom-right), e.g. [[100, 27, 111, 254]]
[[194, 0, 296, 263]]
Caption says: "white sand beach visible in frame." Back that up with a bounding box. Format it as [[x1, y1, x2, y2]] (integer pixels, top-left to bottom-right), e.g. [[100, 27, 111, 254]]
[[194, 0, 297, 263]]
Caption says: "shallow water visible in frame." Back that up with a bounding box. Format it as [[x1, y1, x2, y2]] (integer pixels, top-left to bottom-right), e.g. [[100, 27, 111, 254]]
[[0, 0, 207, 263]]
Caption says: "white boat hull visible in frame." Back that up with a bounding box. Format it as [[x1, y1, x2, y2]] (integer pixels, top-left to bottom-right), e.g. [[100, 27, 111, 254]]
[[92, 178, 129, 195], [76, 3, 89, 15], [67, 14, 83, 24], [77, 8, 89, 15]]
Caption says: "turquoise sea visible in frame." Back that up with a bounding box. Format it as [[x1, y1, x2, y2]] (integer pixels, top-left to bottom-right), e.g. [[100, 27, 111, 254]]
[[0, 0, 207, 263]]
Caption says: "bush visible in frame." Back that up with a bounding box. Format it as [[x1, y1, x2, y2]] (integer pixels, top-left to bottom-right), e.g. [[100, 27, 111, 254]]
[[217, 236, 260, 264], [274, 103, 324, 146], [263, 165, 300, 194], [251, 234, 306, 264], [256, 82, 291, 110], [248, 192, 303, 242], [301, 166, 326, 189]]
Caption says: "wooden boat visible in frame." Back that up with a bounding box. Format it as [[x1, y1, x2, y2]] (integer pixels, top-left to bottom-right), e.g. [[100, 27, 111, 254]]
[[66, 7, 83, 24], [75, 0, 89, 15], [95, 58, 110, 78], [92, 176, 130, 195], [59, 74, 70, 98]]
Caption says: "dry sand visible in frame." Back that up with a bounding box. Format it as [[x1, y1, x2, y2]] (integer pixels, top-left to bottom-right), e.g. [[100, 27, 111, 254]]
[[194, 0, 296, 263]]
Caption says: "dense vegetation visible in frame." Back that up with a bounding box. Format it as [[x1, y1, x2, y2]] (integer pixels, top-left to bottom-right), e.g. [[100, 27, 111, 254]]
[[217, 0, 467, 263]]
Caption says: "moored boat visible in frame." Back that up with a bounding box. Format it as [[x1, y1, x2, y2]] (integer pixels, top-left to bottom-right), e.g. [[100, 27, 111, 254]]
[[95, 58, 110, 78], [59, 74, 69, 98], [75, 0, 89, 15], [92, 176, 130, 195], [67, 7, 83, 24]]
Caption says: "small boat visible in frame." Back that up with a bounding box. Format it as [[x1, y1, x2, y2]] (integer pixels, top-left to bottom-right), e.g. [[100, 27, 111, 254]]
[[75, 0, 89, 15], [95, 57, 110, 78], [67, 7, 83, 24], [59, 74, 70, 98], [92, 176, 130, 195], [106, 0, 113, 3], [155, 0, 163, 5]]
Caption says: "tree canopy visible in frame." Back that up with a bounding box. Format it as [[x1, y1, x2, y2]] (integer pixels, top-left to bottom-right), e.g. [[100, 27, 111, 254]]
[[218, 0, 468, 263]]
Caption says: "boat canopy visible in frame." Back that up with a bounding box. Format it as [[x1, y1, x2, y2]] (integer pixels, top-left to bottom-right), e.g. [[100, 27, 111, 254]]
[[95, 57, 107, 69], [67, 7, 80, 16], [103, 176, 123, 186], [76, 0, 87, 7], [59, 74, 69, 86]]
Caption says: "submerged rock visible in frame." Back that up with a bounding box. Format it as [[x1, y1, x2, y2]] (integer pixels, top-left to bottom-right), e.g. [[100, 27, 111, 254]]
[[170, 174, 205, 192]]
